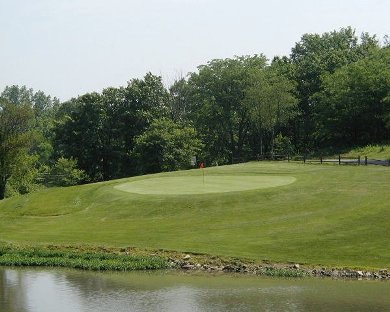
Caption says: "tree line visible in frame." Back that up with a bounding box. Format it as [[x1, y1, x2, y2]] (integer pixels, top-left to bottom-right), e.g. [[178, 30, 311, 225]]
[[1, 27, 389, 199]]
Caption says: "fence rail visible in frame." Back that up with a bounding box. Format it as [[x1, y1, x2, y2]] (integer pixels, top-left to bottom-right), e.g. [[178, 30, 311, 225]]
[[232, 154, 390, 167]]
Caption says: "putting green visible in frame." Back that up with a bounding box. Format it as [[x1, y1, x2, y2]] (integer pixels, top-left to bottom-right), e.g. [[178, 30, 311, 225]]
[[114, 175, 296, 195]]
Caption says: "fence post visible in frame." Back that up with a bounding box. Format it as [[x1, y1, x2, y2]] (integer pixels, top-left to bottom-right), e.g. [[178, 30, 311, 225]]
[[320, 155, 323, 164], [358, 155, 361, 166], [365, 156, 368, 166], [303, 154, 306, 164], [338, 155, 341, 165]]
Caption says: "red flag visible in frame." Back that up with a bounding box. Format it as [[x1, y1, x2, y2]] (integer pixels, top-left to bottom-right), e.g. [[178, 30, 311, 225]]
[[199, 162, 205, 168]]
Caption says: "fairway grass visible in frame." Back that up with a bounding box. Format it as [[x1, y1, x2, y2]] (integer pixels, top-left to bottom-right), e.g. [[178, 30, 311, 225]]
[[1, 162, 390, 269], [114, 175, 296, 194]]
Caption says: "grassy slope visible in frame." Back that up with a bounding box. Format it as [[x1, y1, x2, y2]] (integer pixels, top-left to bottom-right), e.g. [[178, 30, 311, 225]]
[[341, 144, 390, 160], [0, 162, 389, 269]]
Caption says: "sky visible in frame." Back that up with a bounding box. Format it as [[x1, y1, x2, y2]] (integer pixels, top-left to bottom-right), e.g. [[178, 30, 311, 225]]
[[0, 0, 389, 101]]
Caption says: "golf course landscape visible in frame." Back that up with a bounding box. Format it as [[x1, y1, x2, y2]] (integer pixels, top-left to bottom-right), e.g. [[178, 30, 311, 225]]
[[1, 161, 389, 270]]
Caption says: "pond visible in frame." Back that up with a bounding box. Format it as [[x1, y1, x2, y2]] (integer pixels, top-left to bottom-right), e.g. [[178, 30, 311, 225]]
[[1, 267, 390, 311]]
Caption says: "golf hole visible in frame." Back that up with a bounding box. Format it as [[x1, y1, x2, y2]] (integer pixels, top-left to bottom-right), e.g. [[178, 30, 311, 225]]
[[114, 175, 296, 195]]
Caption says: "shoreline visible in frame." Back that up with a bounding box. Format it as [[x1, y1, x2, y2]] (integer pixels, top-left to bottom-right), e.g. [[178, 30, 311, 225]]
[[0, 243, 389, 280]]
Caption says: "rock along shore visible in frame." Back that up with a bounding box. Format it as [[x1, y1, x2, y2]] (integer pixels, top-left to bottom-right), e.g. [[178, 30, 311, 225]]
[[165, 253, 390, 280], [1, 243, 389, 280]]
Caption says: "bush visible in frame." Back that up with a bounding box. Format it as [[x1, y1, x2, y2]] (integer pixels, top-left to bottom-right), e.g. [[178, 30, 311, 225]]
[[5, 154, 40, 197], [274, 133, 295, 155], [133, 118, 204, 174], [47, 157, 87, 186]]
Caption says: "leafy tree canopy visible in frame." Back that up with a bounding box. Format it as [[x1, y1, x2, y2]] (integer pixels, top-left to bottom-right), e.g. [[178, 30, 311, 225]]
[[186, 55, 268, 163], [314, 47, 390, 146], [0, 100, 35, 199], [133, 118, 203, 174]]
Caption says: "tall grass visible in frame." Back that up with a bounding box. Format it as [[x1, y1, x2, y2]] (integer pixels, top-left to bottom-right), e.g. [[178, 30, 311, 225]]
[[343, 144, 390, 160], [0, 246, 169, 271]]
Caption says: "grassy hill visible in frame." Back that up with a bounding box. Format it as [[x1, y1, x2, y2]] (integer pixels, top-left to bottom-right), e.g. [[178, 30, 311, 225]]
[[341, 144, 390, 160], [1, 161, 389, 269]]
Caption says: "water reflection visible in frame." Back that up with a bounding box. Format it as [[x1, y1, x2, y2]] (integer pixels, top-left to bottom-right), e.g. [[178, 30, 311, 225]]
[[1, 268, 390, 312], [0, 269, 29, 312]]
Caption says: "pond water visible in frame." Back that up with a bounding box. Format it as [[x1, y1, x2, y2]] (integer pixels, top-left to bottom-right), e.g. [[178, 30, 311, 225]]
[[1, 267, 390, 312]]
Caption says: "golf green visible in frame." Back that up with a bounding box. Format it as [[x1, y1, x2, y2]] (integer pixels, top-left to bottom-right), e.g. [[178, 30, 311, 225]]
[[114, 175, 296, 195]]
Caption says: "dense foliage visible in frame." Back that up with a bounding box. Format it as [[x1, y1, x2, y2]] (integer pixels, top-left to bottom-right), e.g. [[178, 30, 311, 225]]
[[1, 27, 389, 198], [0, 100, 35, 198], [133, 118, 203, 174]]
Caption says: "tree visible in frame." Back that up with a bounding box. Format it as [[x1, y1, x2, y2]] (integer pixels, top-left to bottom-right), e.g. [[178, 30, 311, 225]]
[[313, 47, 390, 146], [54, 73, 171, 180], [133, 118, 203, 174], [54, 92, 104, 181], [0, 100, 35, 199], [47, 157, 86, 187], [187, 55, 268, 163], [120, 73, 171, 153], [1, 85, 60, 169], [0, 85, 33, 106], [244, 68, 297, 155], [290, 27, 380, 149], [273, 133, 295, 156], [1, 85, 59, 116], [169, 78, 193, 123], [5, 154, 40, 197]]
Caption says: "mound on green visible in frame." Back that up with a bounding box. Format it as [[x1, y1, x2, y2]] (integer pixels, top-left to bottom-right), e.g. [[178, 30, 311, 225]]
[[0, 162, 390, 269], [114, 175, 296, 195]]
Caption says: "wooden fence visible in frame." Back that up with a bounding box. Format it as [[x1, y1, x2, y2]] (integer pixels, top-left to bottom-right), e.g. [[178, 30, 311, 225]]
[[232, 154, 390, 167]]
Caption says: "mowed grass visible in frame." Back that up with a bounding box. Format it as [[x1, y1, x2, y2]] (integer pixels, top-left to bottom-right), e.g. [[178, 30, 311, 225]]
[[0, 162, 389, 269], [114, 175, 296, 194]]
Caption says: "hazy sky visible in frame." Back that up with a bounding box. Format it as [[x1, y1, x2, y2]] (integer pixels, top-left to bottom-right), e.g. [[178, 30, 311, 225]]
[[0, 0, 389, 101]]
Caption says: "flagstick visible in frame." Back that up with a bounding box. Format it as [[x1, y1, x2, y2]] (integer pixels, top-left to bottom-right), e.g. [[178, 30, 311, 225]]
[[202, 167, 205, 185]]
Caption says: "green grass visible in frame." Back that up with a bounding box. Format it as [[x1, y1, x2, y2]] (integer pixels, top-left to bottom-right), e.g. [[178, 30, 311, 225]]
[[114, 175, 296, 194], [0, 161, 390, 269], [341, 144, 390, 160], [0, 244, 168, 271]]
